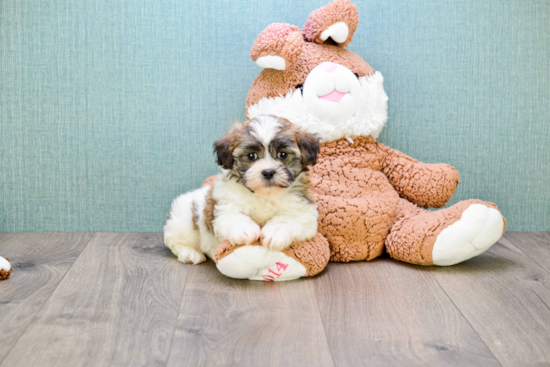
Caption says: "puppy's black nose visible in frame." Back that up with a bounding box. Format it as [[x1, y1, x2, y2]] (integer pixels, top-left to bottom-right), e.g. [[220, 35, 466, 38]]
[[262, 169, 275, 180]]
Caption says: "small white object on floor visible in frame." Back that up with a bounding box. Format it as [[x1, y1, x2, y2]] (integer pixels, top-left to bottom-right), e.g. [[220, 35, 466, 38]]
[[0, 256, 11, 272]]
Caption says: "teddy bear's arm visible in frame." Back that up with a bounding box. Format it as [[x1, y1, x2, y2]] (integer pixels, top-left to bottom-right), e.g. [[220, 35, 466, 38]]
[[379, 146, 461, 208]]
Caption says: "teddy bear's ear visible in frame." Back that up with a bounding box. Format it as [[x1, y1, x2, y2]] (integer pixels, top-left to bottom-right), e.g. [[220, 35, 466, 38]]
[[302, 0, 359, 47], [250, 23, 303, 71]]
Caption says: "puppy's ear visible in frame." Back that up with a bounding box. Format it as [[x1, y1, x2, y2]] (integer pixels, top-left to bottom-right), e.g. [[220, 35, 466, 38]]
[[295, 130, 320, 166], [213, 125, 241, 169]]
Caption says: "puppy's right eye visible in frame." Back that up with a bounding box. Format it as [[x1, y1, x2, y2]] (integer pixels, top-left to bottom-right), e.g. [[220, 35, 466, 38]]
[[247, 153, 258, 161]]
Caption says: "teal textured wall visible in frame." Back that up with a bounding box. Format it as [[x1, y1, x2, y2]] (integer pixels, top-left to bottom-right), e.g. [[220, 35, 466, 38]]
[[1, 0, 549, 232]]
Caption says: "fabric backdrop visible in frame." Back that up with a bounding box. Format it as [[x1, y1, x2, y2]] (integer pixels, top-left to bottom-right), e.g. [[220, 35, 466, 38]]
[[1, 0, 549, 232]]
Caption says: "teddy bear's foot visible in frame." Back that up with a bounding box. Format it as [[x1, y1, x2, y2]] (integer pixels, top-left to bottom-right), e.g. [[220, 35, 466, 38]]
[[216, 244, 307, 281], [386, 199, 505, 266], [215, 233, 330, 281], [432, 204, 504, 266]]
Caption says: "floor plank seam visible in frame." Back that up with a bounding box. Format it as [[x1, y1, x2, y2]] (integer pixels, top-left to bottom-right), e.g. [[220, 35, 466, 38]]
[[430, 271, 504, 367], [311, 277, 337, 367], [4, 233, 548, 366], [0, 233, 97, 367], [164, 262, 193, 367], [502, 235, 550, 276]]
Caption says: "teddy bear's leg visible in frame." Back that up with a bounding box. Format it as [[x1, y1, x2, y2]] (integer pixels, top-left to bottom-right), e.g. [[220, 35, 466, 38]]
[[316, 194, 398, 262], [214, 233, 330, 281], [386, 199, 505, 266]]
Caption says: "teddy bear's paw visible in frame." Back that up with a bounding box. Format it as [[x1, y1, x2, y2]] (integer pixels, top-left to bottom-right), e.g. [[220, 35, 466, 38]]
[[227, 223, 262, 246], [261, 223, 294, 251], [432, 204, 504, 266], [216, 246, 306, 281], [174, 246, 206, 265]]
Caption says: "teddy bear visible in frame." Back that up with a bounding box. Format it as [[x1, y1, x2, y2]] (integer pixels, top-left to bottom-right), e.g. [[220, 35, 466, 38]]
[[0, 256, 12, 280], [211, 0, 506, 279]]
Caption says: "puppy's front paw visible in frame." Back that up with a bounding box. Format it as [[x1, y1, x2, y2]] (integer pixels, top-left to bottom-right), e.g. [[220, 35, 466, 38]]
[[261, 223, 294, 251], [175, 246, 206, 265], [227, 223, 262, 246]]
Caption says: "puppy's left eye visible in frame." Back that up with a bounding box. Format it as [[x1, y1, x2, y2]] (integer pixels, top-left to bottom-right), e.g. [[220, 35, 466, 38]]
[[277, 152, 287, 159], [248, 152, 258, 161]]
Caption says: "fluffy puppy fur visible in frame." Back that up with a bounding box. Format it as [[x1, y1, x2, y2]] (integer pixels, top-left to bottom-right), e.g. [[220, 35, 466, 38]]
[[164, 115, 321, 264]]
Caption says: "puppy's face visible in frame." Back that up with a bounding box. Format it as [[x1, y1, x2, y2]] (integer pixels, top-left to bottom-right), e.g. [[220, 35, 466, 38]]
[[214, 115, 320, 196]]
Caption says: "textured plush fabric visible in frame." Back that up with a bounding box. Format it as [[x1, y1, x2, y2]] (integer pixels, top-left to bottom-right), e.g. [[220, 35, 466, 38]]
[[250, 23, 303, 70], [0, 0, 548, 232], [247, 42, 374, 108], [309, 136, 504, 264], [302, 0, 358, 47], [386, 198, 503, 265]]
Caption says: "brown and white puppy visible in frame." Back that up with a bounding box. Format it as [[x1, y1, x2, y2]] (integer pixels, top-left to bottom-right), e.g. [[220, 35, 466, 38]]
[[164, 115, 320, 264]]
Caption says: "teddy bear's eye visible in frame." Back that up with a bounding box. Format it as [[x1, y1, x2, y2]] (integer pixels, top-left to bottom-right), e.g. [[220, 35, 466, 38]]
[[248, 152, 258, 161], [296, 85, 304, 95]]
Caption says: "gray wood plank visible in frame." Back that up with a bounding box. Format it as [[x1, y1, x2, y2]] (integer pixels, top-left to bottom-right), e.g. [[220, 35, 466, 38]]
[[0, 232, 93, 364], [313, 259, 501, 367], [1, 233, 189, 367], [432, 237, 550, 367], [167, 260, 334, 367], [504, 232, 550, 274]]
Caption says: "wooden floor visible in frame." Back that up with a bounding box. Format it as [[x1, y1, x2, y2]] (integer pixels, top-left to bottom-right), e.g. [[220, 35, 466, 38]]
[[1, 232, 549, 367]]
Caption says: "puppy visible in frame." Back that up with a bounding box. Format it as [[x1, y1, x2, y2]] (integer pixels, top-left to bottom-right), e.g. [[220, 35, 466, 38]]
[[164, 115, 320, 264]]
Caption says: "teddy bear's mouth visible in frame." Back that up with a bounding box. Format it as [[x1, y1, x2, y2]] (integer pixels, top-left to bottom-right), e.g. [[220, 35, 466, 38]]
[[318, 90, 347, 102]]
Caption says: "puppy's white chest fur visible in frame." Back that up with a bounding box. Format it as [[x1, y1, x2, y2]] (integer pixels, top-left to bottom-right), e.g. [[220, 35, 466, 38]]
[[213, 176, 304, 227]]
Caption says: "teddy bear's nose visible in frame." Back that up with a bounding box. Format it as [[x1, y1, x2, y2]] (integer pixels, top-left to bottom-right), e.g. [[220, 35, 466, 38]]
[[319, 61, 338, 73]]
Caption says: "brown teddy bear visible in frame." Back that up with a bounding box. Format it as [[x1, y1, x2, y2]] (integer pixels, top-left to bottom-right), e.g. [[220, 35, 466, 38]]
[[213, 0, 506, 277], [0, 256, 12, 280]]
